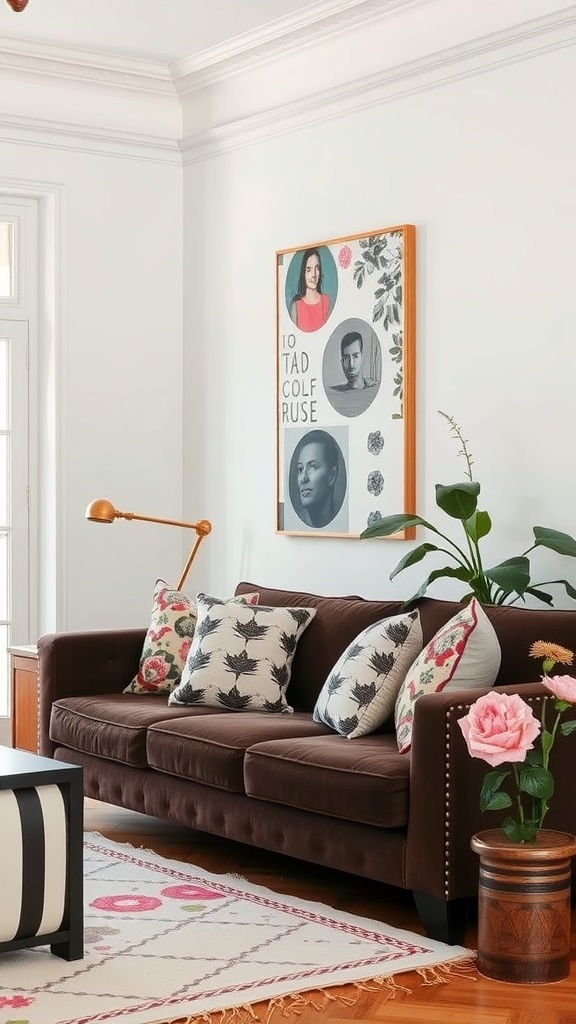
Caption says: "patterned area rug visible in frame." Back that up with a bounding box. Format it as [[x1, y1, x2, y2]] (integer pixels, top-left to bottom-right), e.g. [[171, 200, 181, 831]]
[[0, 833, 474, 1024]]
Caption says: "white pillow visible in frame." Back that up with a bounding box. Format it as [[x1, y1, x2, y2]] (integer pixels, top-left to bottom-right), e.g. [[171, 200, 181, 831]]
[[169, 594, 316, 713], [313, 611, 422, 738], [394, 598, 501, 753]]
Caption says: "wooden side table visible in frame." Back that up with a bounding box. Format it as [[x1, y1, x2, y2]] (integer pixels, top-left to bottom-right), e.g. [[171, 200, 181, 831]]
[[8, 644, 39, 753]]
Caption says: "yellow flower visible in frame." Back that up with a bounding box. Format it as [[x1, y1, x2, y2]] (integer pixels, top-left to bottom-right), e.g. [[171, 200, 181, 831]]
[[528, 641, 574, 666]]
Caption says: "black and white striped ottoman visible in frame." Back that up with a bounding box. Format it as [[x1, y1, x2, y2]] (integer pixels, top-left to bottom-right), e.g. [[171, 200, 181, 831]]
[[0, 746, 83, 960]]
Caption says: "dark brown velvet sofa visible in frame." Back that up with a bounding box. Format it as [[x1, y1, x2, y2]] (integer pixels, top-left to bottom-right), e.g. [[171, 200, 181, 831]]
[[37, 581, 576, 944]]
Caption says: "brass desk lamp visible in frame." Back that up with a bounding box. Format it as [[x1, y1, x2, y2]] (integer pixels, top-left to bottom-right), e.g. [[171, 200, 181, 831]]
[[85, 499, 211, 591]]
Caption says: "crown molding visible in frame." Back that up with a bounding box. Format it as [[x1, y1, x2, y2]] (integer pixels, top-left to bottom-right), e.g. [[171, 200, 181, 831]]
[[170, 0, 416, 92], [0, 2, 572, 163], [180, 6, 576, 164], [0, 35, 172, 94], [0, 0, 415, 95], [0, 111, 181, 164]]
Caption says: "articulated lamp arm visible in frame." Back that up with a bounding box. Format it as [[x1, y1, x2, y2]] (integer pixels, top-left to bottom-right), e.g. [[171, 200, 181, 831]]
[[85, 499, 212, 591]]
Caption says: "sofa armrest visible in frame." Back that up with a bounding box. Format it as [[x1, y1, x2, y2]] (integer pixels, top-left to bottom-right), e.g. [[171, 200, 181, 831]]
[[38, 629, 146, 756], [405, 682, 576, 902]]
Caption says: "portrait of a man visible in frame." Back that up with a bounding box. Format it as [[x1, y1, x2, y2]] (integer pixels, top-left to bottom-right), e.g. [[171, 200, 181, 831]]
[[323, 319, 382, 418]]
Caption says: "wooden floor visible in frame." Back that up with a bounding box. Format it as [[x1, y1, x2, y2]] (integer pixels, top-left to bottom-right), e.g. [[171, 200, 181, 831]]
[[84, 799, 576, 1024]]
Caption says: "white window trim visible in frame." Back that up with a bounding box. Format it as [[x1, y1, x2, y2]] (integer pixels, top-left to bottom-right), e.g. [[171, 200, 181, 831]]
[[0, 197, 39, 731]]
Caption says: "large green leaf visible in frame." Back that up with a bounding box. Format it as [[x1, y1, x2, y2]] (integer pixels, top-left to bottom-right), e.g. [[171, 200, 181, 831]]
[[480, 769, 510, 811], [402, 565, 473, 607], [538, 578, 576, 601], [533, 527, 576, 557], [523, 586, 554, 606], [519, 766, 554, 800], [466, 509, 492, 543], [389, 543, 441, 580], [485, 556, 531, 597], [483, 791, 513, 811], [435, 482, 480, 521], [561, 719, 576, 736], [360, 514, 440, 540]]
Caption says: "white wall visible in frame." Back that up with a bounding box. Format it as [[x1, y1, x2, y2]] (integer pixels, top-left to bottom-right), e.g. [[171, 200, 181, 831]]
[[182, 1, 576, 606], [3, 0, 575, 637], [1, 143, 183, 632]]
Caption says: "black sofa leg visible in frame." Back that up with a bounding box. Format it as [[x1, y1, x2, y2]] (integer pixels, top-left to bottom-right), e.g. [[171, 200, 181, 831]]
[[412, 891, 469, 945]]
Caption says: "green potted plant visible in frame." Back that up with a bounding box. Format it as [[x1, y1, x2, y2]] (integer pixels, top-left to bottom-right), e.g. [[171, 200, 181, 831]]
[[360, 411, 576, 607]]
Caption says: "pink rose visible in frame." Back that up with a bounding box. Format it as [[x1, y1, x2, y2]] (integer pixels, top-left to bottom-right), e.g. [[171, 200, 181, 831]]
[[542, 674, 576, 703], [458, 692, 541, 767]]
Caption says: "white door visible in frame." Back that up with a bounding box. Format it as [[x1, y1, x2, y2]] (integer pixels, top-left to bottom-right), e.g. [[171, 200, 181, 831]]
[[0, 318, 29, 730]]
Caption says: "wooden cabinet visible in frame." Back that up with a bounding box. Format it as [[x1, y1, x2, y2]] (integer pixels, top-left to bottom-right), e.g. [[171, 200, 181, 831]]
[[9, 644, 39, 753]]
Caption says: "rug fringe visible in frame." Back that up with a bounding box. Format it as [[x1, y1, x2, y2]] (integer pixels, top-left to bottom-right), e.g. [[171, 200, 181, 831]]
[[417, 954, 478, 987], [152, 957, 477, 1024]]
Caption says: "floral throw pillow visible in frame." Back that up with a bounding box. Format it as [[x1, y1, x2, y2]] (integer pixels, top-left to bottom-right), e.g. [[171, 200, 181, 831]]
[[312, 611, 422, 738], [394, 598, 501, 753], [124, 582, 259, 695], [168, 593, 316, 713]]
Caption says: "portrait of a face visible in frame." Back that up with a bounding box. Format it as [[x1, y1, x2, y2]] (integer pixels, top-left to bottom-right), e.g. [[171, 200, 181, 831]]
[[287, 428, 347, 530], [304, 252, 320, 292], [284, 246, 338, 334], [323, 318, 382, 418], [340, 334, 364, 387]]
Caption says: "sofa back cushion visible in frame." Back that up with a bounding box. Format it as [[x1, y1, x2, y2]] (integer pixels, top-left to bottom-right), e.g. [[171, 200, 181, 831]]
[[234, 583, 404, 711], [415, 597, 576, 686], [235, 584, 576, 711]]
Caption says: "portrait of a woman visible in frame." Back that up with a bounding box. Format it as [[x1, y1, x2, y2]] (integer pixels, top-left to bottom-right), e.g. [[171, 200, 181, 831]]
[[289, 248, 332, 333], [289, 429, 346, 529]]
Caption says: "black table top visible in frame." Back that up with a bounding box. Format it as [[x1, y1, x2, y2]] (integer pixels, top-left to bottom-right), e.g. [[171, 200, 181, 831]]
[[0, 745, 82, 788]]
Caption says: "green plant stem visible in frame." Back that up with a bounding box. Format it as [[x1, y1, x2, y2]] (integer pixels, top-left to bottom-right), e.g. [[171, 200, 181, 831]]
[[512, 764, 525, 829], [433, 545, 475, 566], [467, 564, 494, 604], [438, 410, 474, 480], [538, 698, 562, 830], [462, 529, 480, 576], [426, 528, 477, 575]]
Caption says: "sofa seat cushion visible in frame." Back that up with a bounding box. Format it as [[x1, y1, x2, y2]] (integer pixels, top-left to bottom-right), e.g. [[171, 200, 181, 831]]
[[244, 734, 409, 828], [49, 694, 220, 768], [147, 712, 330, 793]]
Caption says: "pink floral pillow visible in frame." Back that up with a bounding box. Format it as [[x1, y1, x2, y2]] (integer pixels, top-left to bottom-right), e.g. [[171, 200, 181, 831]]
[[394, 598, 501, 753], [124, 581, 259, 695]]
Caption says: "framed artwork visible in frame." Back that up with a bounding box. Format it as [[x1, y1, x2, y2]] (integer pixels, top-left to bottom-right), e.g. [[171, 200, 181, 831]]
[[275, 224, 416, 538]]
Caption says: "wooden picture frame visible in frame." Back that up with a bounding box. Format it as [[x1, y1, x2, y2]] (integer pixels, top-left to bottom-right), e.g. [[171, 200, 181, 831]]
[[276, 224, 416, 538]]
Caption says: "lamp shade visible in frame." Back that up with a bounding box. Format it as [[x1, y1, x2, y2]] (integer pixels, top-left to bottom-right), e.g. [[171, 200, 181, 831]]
[[85, 499, 116, 523]]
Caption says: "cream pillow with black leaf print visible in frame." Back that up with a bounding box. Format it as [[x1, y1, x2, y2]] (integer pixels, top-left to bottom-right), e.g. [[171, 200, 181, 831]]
[[168, 593, 316, 713], [313, 611, 422, 738]]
